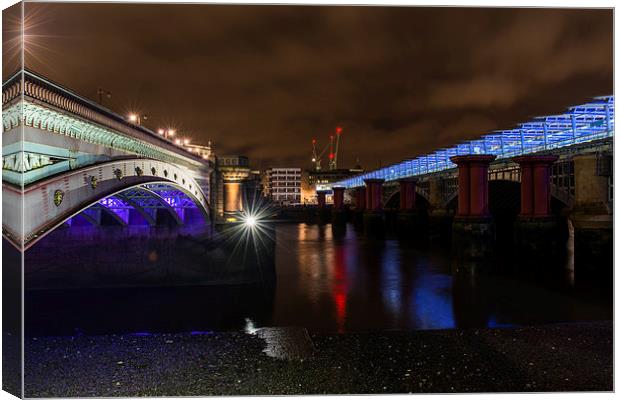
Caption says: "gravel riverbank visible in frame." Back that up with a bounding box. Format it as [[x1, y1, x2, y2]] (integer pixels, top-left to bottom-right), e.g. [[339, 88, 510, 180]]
[[23, 321, 612, 397]]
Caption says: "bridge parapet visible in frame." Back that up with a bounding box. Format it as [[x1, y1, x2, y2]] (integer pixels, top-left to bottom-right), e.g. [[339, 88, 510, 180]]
[[2, 70, 218, 248], [3, 70, 211, 187]]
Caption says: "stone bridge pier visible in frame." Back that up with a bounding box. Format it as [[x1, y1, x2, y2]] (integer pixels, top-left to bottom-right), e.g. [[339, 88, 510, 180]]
[[428, 177, 455, 240], [513, 155, 563, 257], [570, 153, 613, 276], [450, 155, 496, 273], [331, 186, 347, 226], [350, 186, 366, 227], [363, 178, 385, 235], [316, 189, 330, 223], [395, 178, 423, 236]]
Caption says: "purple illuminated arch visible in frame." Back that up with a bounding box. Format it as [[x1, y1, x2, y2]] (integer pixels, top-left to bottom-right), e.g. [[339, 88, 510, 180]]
[[66, 182, 209, 228]]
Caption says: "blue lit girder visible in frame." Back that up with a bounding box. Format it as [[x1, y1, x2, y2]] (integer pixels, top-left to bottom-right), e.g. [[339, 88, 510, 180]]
[[333, 96, 614, 188]]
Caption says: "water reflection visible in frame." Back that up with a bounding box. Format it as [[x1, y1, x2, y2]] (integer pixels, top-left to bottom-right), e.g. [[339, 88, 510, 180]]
[[273, 223, 611, 333], [25, 223, 611, 336]]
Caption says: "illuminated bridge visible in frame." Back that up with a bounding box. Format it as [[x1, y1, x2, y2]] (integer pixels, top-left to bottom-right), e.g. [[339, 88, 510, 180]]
[[322, 95, 613, 273], [327, 95, 613, 221], [334, 95, 614, 190], [2, 70, 216, 251]]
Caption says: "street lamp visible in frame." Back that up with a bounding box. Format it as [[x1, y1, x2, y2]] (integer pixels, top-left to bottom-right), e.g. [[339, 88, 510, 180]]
[[128, 113, 148, 125], [96, 87, 112, 105], [157, 128, 176, 139]]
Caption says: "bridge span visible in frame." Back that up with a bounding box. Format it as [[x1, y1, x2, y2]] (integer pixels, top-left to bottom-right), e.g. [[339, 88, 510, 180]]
[[332, 95, 614, 190], [321, 95, 613, 275], [2, 70, 216, 250]]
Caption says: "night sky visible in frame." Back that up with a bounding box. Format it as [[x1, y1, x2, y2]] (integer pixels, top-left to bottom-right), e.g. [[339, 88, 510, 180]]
[[4, 4, 613, 169]]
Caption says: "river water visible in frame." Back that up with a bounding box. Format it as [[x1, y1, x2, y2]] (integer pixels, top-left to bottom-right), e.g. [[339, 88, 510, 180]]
[[25, 223, 612, 337]]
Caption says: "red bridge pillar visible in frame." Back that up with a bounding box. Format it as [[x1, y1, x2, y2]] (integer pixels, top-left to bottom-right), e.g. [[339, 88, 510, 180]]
[[355, 187, 366, 211], [513, 155, 562, 257], [397, 178, 422, 237], [450, 155, 497, 273], [451, 155, 496, 217], [363, 178, 385, 236], [316, 190, 327, 209], [398, 178, 417, 211], [331, 186, 347, 227], [513, 155, 558, 217], [364, 179, 385, 211], [352, 186, 366, 228], [332, 186, 345, 210]]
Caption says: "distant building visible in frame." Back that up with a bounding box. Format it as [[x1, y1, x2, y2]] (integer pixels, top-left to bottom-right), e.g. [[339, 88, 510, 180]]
[[300, 170, 313, 204], [246, 170, 264, 202], [306, 165, 364, 204], [265, 167, 302, 205], [309, 167, 362, 190]]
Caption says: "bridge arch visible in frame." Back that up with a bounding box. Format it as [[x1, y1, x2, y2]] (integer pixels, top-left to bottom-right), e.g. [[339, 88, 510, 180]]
[[383, 188, 431, 210], [3, 158, 211, 250]]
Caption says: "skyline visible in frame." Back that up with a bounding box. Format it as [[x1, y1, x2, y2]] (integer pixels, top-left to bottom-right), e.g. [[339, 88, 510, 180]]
[[3, 3, 613, 169]]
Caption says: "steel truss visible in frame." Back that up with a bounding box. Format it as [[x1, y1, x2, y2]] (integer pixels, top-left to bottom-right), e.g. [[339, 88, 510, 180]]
[[335, 96, 614, 188]]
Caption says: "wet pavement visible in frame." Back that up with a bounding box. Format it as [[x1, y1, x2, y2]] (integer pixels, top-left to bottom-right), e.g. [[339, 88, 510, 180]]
[[23, 321, 612, 396]]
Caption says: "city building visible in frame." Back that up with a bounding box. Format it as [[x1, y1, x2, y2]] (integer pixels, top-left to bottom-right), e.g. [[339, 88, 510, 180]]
[[265, 167, 302, 205], [246, 170, 264, 203], [306, 165, 364, 204]]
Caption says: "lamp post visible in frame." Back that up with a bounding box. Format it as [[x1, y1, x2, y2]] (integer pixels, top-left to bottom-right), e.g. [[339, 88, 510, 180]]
[[128, 113, 148, 125], [157, 128, 176, 139], [96, 87, 111, 106]]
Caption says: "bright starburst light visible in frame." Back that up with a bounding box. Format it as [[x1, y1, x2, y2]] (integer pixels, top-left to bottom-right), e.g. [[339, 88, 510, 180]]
[[218, 189, 279, 272], [243, 215, 257, 228], [4, 5, 65, 74]]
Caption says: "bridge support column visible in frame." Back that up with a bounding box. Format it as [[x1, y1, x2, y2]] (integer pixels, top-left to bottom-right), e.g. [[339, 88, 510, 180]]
[[355, 187, 366, 211], [397, 178, 421, 237], [363, 179, 385, 236], [316, 190, 330, 224], [569, 153, 612, 277], [428, 177, 453, 241], [450, 155, 496, 273], [331, 186, 347, 227], [353, 186, 366, 228], [513, 155, 564, 258]]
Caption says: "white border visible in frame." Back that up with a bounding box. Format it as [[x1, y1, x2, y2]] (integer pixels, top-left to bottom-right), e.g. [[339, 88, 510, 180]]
[[0, 1, 616, 400]]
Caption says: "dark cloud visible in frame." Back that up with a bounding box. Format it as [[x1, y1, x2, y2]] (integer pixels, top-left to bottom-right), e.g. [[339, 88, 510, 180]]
[[13, 4, 612, 169]]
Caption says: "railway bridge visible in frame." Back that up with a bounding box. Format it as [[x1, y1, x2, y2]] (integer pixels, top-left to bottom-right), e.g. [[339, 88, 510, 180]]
[[325, 95, 614, 273]]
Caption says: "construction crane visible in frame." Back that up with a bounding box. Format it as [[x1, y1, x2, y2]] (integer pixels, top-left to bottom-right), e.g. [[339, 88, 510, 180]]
[[311, 138, 327, 171], [331, 126, 343, 170], [311, 126, 343, 171]]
